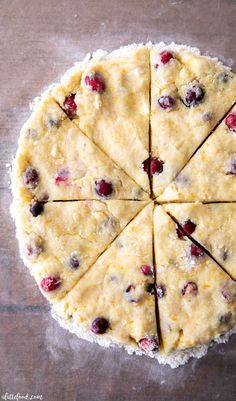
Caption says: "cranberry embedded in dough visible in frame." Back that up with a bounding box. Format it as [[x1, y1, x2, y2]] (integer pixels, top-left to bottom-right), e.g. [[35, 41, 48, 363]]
[[95, 179, 113, 197], [55, 167, 69, 186], [29, 201, 44, 217], [84, 73, 106, 94], [160, 50, 174, 64], [40, 276, 61, 292], [140, 265, 153, 276], [176, 219, 196, 239], [225, 113, 236, 131], [150, 157, 164, 175], [182, 282, 198, 296], [158, 95, 175, 110], [63, 94, 77, 118], [91, 317, 109, 334], [23, 166, 39, 189], [190, 243, 205, 258], [138, 335, 159, 353], [183, 82, 205, 107]]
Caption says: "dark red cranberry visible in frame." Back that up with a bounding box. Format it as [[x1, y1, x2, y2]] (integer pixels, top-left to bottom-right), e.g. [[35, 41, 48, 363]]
[[160, 51, 174, 64], [158, 95, 175, 110], [190, 243, 205, 258], [176, 219, 196, 239], [69, 252, 80, 269], [140, 265, 153, 276], [55, 168, 69, 185], [85, 73, 106, 93], [138, 336, 159, 353], [182, 282, 198, 296], [219, 312, 232, 325], [95, 179, 113, 197], [225, 113, 236, 131], [91, 317, 109, 334], [63, 94, 77, 118], [150, 157, 164, 176], [29, 202, 44, 217], [23, 167, 39, 189], [146, 283, 155, 295], [40, 276, 61, 292], [183, 83, 205, 107], [142, 158, 149, 174], [156, 284, 166, 299], [126, 284, 135, 293]]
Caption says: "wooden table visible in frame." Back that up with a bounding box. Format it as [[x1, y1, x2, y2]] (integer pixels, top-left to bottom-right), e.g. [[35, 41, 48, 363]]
[[1, 0, 236, 400]]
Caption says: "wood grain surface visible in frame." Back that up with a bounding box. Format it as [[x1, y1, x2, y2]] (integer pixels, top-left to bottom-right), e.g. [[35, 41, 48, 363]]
[[0, 1, 236, 400]]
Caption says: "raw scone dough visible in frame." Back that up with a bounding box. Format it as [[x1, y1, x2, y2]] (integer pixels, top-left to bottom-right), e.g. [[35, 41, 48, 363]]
[[12, 96, 148, 202], [53, 203, 158, 355], [52, 45, 150, 193], [151, 43, 236, 197], [158, 106, 236, 202], [11, 199, 147, 302], [154, 206, 236, 354], [164, 203, 236, 280]]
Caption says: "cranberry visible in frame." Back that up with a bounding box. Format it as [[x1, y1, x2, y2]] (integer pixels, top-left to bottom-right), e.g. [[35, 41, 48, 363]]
[[156, 284, 166, 298], [84, 73, 106, 93], [140, 265, 153, 276], [219, 312, 232, 325], [190, 243, 205, 258], [63, 94, 77, 118], [221, 289, 233, 304], [29, 202, 44, 217], [160, 50, 174, 64], [225, 113, 236, 132], [138, 336, 159, 353], [126, 284, 135, 293], [146, 283, 155, 295], [182, 282, 198, 296], [158, 95, 175, 110], [176, 219, 196, 239], [55, 168, 69, 185], [142, 158, 149, 174], [69, 252, 80, 269], [23, 167, 39, 189], [183, 82, 205, 107], [26, 242, 43, 258], [95, 179, 113, 197], [40, 276, 61, 292], [91, 317, 109, 334]]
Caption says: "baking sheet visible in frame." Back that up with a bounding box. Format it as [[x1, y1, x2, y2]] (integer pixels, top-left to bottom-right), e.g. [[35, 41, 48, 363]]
[[0, 0, 236, 400]]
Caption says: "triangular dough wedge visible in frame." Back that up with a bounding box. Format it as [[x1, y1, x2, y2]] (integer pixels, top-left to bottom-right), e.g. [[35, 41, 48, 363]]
[[164, 203, 236, 280], [151, 43, 236, 197], [52, 45, 150, 193], [12, 96, 148, 202], [53, 203, 159, 356], [11, 199, 147, 303], [158, 106, 236, 202], [154, 205, 236, 354]]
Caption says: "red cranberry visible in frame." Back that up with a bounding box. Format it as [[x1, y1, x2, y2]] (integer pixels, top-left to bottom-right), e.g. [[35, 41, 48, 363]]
[[221, 289, 233, 304], [182, 282, 198, 296], [40, 276, 61, 292], [158, 96, 175, 110], [160, 51, 174, 64], [176, 220, 196, 239], [225, 113, 236, 132], [140, 265, 153, 276], [84, 73, 106, 93], [142, 158, 149, 174], [95, 179, 113, 197], [190, 243, 205, 258], [183, 82, 205, 107], [138, 336, 159, 353], [23, 167, 39, 189], [55, 168, 69, 185], [29, 202, 44, 217], [156, 284, 166, 298], [126, 284, 135, 293], [63, 94, 77, 118], [69, 252, 80, 269], [91, 317, 109, 334], [150, 157, 164, 176]]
